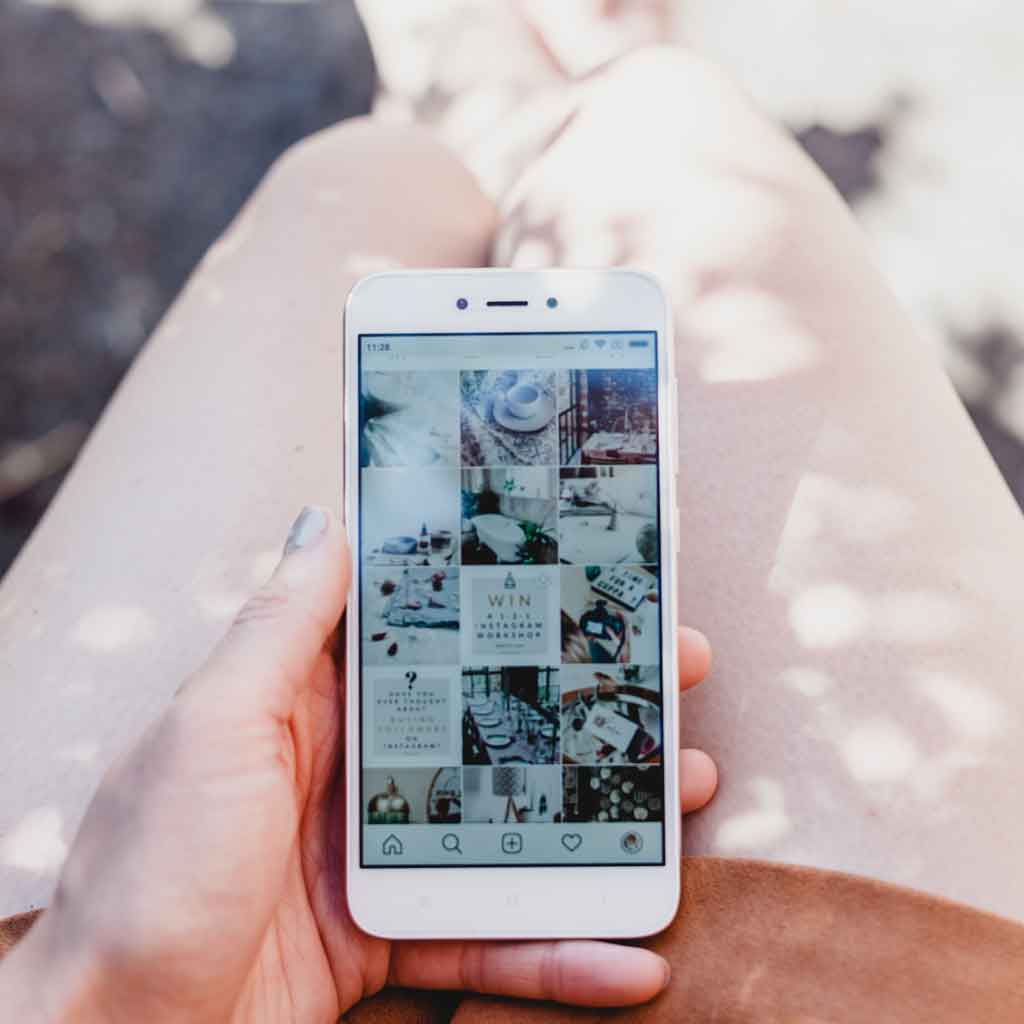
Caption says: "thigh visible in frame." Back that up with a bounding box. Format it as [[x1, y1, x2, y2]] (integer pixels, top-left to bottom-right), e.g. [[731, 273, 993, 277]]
[[495, 47, 1024, 918], [0, 119, 497, 918]]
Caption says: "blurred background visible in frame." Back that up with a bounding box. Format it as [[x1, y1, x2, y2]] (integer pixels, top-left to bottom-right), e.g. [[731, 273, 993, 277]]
[[2, 0, 1022, 575]]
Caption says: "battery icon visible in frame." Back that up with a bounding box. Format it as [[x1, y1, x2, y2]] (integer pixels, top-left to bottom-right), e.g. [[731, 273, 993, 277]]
[[628, 339, 649, 348]]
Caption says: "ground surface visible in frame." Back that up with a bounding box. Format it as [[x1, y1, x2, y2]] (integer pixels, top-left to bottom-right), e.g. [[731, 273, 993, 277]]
[[0, 0, 375, 571], [2, 0, 1022, 576]]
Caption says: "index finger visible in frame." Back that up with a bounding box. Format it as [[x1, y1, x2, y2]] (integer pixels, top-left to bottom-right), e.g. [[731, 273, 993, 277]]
[[387, 938, 669, 1007]]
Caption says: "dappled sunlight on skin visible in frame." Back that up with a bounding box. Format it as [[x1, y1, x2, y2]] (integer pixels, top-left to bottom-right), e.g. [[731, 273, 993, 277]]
[[341, 30, 1024, 916], [873, 591, 966, 645], [0, 806, 68, 875], [789, 583, 868, 649], [911, 670, 1008, 740], [912, 751, 983, 806], [796, 691, 988, 807], [489, 43, 835, 298], [693, 286, 820, 383], [357, 0, 568, 197], [783, 474, 915, 550], [501, 149, 812, 307], [678, 2, 1024, 394], [193, 591, 247, 622], [191, 552, 255, 623], [359, 0, 674, 198], [801, 673, 1002, 806], [72, 604, 156, 653], [0, 91, 493, 922], [190, 548, 281, 621], [0, 18, 1020, 931], [714, 778, 789, 853], [779, 666, 833, 698], [787, 582, 969, 650], [840, 719, 920, 784]]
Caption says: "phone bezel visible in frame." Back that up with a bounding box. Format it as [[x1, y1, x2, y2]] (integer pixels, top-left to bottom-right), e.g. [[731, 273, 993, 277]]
[[343, 269, 680, 940]]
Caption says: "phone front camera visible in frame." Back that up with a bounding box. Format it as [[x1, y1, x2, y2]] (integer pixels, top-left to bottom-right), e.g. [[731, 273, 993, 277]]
[[456, 297, 469, 310], [546, 296, 558, 309]]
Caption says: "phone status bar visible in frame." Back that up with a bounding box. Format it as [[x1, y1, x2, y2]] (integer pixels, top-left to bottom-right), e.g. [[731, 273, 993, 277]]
[[360, 332, 656, 371]]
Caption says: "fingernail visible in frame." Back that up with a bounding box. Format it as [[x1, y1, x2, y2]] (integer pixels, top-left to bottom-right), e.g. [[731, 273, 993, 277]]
[[659, 959, 672, 991], [681, 625, 709, 649], [284, 506, 328, 555]]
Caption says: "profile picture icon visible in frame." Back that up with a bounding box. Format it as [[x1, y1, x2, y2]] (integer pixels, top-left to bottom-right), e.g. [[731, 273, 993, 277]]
[[620, 831, 644, 855]]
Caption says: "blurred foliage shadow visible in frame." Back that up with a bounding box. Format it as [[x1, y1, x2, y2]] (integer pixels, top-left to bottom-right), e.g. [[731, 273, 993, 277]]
[[0, 0, 375, 571]]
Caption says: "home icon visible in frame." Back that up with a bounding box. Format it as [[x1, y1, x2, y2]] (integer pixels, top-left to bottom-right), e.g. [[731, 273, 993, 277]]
[[381, 834, 404, 856]]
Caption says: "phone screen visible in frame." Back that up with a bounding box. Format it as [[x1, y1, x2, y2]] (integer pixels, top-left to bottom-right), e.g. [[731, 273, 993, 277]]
[[357, 331, 666, 867]]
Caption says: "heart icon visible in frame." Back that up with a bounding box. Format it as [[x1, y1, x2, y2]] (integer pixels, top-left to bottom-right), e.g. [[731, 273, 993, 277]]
[[594, 338, 607, 348], [561, 833, 583, 852]]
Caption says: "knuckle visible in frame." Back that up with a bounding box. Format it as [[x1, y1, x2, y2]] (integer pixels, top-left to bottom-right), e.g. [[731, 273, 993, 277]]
[[232, 585, 338, 641], [539, 942, 566, 1002], [460, 943, 487, 994], [232, 588, 291, 629]]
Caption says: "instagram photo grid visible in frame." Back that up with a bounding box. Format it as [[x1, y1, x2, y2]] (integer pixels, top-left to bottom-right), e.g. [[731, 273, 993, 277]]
[[361, 366, 664, 828]]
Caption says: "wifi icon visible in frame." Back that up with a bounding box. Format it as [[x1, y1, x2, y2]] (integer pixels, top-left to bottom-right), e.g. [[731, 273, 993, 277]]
[[594, 338, 607, 348]]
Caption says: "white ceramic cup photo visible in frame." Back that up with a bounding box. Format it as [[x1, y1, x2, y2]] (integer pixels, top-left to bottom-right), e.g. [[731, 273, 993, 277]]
[[506, 383, 541, 418]]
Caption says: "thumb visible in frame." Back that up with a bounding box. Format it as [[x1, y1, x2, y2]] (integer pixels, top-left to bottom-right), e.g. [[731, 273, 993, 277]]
[[181, 506, 351, 719]]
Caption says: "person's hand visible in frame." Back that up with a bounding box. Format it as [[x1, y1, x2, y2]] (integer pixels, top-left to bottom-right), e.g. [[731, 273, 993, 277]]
[[0, 507, 717, 1022]]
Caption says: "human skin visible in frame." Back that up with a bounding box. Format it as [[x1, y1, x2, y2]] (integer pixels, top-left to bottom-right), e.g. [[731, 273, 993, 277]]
[[1, 37, 1024, 1017], [493, 47, 1024, 917], [0, 507, 715, 1021], [0, 120, 506, 922]]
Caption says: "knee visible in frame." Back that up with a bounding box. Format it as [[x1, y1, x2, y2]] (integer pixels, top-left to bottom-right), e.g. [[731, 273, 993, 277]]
[[533, 45, 864, 322], [586, 44, 836, 207], [595, 44, 746, 109], [581, 44, 763, 144]]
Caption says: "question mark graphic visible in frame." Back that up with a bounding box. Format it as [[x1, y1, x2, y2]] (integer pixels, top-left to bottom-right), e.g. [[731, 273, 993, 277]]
[[405, 670, 417, 690]]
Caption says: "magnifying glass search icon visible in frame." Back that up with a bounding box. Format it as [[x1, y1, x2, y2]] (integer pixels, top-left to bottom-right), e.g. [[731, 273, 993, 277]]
[[442, 833, 462, 854]]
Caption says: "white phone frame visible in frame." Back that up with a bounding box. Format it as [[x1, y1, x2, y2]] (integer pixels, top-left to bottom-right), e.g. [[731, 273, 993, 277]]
[[343, 269, 680, 940]]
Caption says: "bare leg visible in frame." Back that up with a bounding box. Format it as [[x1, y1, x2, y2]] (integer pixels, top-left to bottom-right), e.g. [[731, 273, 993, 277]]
[[495, 47, 1024, 919], [0, 119, 497, 918]]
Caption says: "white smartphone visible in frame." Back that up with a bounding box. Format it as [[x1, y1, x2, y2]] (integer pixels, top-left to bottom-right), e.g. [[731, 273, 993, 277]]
[[343, 269, 679, 940]]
